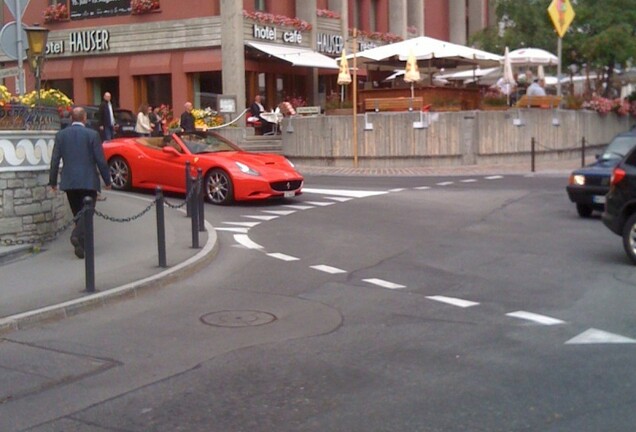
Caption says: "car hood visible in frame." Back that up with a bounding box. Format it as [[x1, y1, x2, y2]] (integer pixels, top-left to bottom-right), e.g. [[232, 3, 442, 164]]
[[199, 151, 299, 173], [571, 158, 621, 176]]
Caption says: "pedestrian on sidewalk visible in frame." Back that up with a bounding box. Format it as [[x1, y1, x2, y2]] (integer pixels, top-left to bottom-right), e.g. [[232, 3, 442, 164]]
[[49, 106, 112, 259]]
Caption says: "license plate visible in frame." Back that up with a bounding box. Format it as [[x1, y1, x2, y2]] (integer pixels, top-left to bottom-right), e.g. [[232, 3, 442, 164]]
[[284, 191, 295, 198], [592, 195, 606, 204]]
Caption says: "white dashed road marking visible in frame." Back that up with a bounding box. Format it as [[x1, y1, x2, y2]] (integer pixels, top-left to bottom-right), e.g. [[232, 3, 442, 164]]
[[363, 278, 406, 289], [233, 234, 264, 250], [284, 205, 314, 210], [460, 179, 477, 183], [415, 186, 431, 190], [215, 227, 249, 233], [243, 215, 279, 221], [223, 221, 261, 227], [506, 311, 565, 326], [310, 265, 347, 274], [267, 253, 300, 261], [565, 328, 636, 345], [302, 188, 388, 198], [326, 197, 352, 202], [388, 188, 405, 192], [427, 295, 479, 308], [304, 201, 335, 207], [485, 175, 503, 180], [262, 210, 296, 216], [436, 181, 454, 186]]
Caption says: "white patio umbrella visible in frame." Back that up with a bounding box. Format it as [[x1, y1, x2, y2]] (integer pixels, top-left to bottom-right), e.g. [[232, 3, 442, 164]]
[[503, 46, 516, 105], [508, 48, 558, 66], [537, 65, 545, 80], [403, 49, 421, 99], [337, 49, 352, 103]]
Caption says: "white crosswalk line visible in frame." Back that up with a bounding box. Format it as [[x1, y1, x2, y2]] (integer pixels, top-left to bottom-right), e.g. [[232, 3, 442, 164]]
[[326, 197, 352, 202], [506, 311, 564, 325], [284, 205, 314, 210], [426, 296, 479, 308], [310, 265, 347, 274], [363, 278, 406, 289], [566, 328, 636, 344]]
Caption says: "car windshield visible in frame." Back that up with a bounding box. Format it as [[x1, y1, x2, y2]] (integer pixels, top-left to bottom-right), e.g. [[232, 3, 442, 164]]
[[601, 136, 636, 159], [180, 133, 240, 154], [115, 111, 135, 122]]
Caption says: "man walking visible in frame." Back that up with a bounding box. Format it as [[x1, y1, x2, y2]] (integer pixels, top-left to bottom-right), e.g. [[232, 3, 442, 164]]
[[49, 107, 112, 258], [98, 91, 116, 141]]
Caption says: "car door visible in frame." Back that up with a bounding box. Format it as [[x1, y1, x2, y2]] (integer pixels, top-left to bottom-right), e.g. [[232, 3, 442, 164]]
[[136, 136, 191, 191]]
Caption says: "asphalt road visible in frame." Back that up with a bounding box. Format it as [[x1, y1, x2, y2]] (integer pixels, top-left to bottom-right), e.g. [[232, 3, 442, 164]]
[[2, 172, 636, 432]]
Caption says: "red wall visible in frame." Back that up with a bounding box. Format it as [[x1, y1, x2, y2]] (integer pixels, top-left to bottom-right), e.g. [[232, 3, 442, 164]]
[[424, 0, 449, 40]]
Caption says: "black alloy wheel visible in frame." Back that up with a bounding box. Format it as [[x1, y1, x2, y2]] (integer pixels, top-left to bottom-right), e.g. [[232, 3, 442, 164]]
[[621, 212, 636, 265]]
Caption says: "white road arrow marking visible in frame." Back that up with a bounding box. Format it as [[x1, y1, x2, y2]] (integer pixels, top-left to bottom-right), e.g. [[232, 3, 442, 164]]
[[427, 295, 479, 308], [363, 278, 406, 289], [310, 265, 347, 274], [506, 311, 565, 326], [302, 188, 388, 198], [565, 328, 636, 345], [267, 253, 300, 261], [233, 234, 263, 250]]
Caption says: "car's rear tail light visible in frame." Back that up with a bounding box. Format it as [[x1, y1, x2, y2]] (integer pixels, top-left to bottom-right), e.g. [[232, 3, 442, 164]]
[[611, 168, 626, 186]]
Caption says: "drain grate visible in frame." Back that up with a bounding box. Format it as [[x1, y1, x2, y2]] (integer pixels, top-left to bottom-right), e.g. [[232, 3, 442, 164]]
[[200, 310, 277, 328]]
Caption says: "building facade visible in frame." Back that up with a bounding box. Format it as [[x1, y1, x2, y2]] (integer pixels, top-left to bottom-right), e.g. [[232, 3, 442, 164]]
[[0, 0, 491, 117]]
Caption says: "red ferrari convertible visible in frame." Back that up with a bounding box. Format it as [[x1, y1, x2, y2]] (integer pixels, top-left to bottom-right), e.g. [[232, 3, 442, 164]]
[[102, 131, 303, 205]]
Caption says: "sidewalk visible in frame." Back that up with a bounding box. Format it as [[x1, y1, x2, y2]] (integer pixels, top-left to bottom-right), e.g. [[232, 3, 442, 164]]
[[0, 158, 581, 334], [0, 191, 217, 334]]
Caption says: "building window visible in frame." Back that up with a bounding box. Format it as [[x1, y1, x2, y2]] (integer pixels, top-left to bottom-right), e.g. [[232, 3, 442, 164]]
[[255, 0, 266, 12]]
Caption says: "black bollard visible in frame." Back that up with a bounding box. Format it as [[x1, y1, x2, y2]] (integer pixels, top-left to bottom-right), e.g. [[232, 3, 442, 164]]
[[531, 137, 536, 173], [185, 161, 192, 217], [197, 168, 205, 232], [155, 187, 167, 268], [83, 196, 95, 293], [191, 180, 200, 249], [581, 137, 586, 168]]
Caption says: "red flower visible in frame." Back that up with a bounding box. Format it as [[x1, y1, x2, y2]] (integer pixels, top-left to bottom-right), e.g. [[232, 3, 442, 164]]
[[131, 0, 160, 15], [43, 3, 68, 23]]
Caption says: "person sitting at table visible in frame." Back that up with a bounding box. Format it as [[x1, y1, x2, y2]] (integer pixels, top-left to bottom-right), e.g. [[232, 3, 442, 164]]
[[249, 95, 271, 134], [526, 78, 546, 97], [278, 97, 296, 117]]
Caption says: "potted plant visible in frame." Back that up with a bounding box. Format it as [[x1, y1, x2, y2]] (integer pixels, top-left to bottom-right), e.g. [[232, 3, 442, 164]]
[[324, 93, 353, 115], [43, 3, 69, 23], [480, 90, 508, 111], [131, 0, 161, 15]]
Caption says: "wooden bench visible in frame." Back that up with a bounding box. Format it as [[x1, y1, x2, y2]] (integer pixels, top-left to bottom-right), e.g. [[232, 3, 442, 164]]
[[295, 106, 322, 116], [516, 95, 562, 109], [364, 97, 424, 112]]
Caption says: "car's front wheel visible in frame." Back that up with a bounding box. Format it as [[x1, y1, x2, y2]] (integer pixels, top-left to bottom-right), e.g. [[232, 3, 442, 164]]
[[576, 203, 593, 218], [622, 213, 636, 265], [205, 168, 234, 205], [108, 156, 132, 190]]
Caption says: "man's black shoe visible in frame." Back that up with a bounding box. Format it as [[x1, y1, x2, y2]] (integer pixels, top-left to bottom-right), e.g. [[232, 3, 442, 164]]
[[74, 244, 85, 259], [70, 236, 79, 247]]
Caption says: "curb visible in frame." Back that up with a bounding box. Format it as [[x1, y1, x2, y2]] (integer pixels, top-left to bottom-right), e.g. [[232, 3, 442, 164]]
[[0, 219, 218, 336]]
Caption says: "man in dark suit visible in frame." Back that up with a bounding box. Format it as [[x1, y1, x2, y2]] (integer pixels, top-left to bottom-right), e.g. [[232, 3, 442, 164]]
[[180, 101, 195, 133], [249, 94, 271, 134], [49, 107, 112, 258], [98, 91, 116, 141]]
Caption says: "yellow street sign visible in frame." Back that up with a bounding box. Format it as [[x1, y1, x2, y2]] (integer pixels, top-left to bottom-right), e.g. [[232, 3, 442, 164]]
[[548, 0, 575, 38]]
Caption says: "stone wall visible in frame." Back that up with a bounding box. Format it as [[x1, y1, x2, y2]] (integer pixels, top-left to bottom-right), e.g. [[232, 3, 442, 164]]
[[281, 109, 632, 167], [0, 132, 71, 243]]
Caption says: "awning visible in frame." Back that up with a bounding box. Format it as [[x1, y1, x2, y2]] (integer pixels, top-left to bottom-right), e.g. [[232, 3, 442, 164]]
[[246, 41, 338, 70], [129, 52, 171, 75], [182, 49, 221, 73], [42, 59, 74, 79], [83, 56, 119, 77]]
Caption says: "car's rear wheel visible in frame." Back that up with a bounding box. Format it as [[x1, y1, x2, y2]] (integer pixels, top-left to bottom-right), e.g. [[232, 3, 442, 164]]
[[108, 156, 132, 190], [622, 213, 636, 265], [576, 203, 593, 218], [205, 168, 233, 205]]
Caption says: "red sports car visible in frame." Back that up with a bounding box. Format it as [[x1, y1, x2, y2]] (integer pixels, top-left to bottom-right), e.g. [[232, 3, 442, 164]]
[[103, 131, 303, 205]]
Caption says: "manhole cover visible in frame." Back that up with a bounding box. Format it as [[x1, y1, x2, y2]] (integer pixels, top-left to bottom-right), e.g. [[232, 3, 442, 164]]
[[200, 310, 277, 328]]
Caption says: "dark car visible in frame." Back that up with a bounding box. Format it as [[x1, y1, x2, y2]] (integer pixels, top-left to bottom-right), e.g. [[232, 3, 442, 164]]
[[602, 146, 636, 264], [566, 130, 636, 217], [60, 105, 137, 138]]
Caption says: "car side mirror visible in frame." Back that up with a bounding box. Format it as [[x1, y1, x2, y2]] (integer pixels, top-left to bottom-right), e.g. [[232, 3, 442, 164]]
[[162, 146, 180, 156]]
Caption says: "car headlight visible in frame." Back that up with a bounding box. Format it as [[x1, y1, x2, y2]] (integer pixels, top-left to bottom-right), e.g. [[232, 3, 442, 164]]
[[570, 174, 585, 186], [235, 161, 260, 176]]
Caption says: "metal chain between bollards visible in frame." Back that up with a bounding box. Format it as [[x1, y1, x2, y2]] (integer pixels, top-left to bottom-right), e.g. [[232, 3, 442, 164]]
[[94, 199, 158, 223], [0, 208, 86, 247], [164, 177, 203, 209]]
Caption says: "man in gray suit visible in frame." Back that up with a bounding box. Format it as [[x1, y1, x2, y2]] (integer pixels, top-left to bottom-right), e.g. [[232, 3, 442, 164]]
[[49, 107, 112, 258]]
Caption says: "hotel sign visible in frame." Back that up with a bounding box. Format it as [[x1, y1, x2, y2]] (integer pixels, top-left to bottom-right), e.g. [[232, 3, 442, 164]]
[[46, 29, 110, 55], [316, 33, 377, 55], [253, 24, 303, 44]]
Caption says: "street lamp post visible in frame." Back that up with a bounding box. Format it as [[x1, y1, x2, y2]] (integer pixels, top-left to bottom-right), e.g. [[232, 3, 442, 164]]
[[24, 26, 49, 107]]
